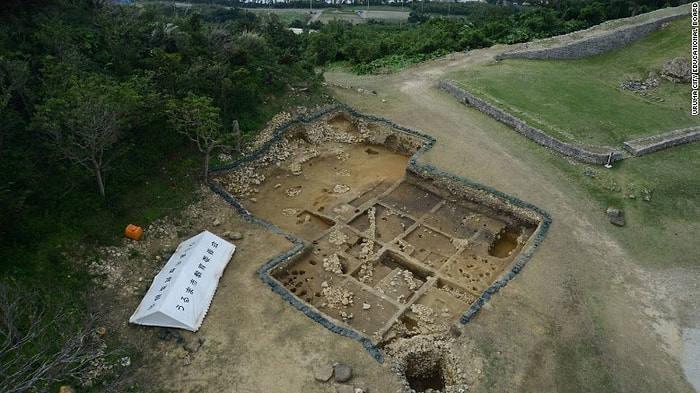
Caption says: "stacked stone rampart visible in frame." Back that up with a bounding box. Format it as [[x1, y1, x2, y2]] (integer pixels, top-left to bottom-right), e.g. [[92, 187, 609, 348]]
[[495, 12, 689, 61], [438, 81, 622, 165], [623, 126, 700, 156]]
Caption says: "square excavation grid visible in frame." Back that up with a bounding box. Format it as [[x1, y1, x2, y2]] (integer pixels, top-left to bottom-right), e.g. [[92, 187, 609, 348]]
[[212, 109, 547, 353], [271, 178, 537, 344]]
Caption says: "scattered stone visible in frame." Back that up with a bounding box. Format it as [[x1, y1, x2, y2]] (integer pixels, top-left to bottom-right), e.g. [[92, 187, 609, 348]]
[[610, 216, 626, 227], [282, 208, 301, 216], [286, 186, 303, 197], [335, 384, 355, 393], [228, 231, 244, 241], [660, 57, 691, 83], [644, 72, 659, 88], [334, 363, 353, 382], [620, 80, 648, 91], [362, 302, 371, 310], [176, 347, 189, 359], [313, 363, 334, 382], [185, 337, 205, 353], [183, 353, 191, 366], [158, 329, 173, 340], [354, 382, 369, 393], [605, 207, 622, 218], [172, 331, 186, 344], [95, 326, 107, 336], [59, 386, 76, 393], [333, 184, 350, 194], [250, 197, 257, 203], [213, 218, 221, 226], [322, 254, 344, 275], [120, 356, 131, 367]]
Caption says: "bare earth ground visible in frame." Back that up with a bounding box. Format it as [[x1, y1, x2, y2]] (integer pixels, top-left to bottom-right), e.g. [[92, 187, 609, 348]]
[[92, 28, 699, 393]]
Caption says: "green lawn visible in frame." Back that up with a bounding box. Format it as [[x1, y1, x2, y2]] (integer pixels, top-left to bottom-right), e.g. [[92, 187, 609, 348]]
[[452, 17, 695, 146]]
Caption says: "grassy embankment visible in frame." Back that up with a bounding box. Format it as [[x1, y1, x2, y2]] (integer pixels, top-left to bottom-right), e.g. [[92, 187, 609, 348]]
[[455, 18, 693, 146], [451, 17, 699, 268]]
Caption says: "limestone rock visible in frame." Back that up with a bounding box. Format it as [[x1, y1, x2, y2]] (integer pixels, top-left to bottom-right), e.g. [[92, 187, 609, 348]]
[[314, 364, 334, 382], [644, 72, 659, 88], [354, 382, 369, 393], [610, 216, 625, 227], [335, 385, 355, 393], [185, 337, 205, 353], [176, 347, 189, 359], [660, 57, 691, 83], [606, 207, 622, 218], [334, 363, 353, 382], [227, 231, 244, 241]]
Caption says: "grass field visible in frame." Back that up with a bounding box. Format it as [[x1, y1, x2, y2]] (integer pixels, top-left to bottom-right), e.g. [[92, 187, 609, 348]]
[[445, 15, 699, 268], [452, 17, 694, 146]]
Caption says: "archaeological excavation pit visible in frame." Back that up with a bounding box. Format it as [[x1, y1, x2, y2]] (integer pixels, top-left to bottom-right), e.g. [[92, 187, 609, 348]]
[[211, 107, 549, 354]]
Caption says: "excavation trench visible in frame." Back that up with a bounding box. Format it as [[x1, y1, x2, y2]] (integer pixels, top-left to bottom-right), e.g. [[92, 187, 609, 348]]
[[211, 107, 548, 373]]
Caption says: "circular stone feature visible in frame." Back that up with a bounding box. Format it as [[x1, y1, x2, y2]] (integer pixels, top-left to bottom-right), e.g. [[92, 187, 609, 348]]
[[333, 363, 353, 382], [313, 363, 334, 382]]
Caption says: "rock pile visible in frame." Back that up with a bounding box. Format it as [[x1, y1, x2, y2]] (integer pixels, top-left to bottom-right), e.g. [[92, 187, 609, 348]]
[[619, 73, 665, 102], [660, 57, 691, 83], [606, 207, 625, 227]]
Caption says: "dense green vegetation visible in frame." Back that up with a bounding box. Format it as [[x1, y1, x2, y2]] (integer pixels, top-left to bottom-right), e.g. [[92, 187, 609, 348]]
[[453, 17, 693, 145], [0, 1, 321, 389], [0, 0, 318, 276], [304, 0, 689, 73], [0, 0, 690, 390]]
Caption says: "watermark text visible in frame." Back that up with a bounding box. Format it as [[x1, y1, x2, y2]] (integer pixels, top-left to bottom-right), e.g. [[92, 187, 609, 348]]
[[692, 3, 698, 115]]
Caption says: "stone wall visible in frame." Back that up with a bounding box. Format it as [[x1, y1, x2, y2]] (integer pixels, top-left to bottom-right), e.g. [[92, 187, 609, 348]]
[[438, 81, 622, 165], [494, 13, 688, 61], [623, 126, 700, 156]]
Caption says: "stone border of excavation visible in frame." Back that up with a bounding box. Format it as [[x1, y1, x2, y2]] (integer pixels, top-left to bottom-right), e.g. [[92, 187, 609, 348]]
[[207, 104, 552, 362]]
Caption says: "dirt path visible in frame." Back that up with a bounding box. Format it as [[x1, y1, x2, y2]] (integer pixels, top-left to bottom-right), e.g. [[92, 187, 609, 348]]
[[323, 44, 698, 392]]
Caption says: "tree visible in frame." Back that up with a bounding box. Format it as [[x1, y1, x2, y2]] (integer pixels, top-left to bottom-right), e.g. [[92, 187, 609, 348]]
[[34, 73, 139, 197], [166, 94, 233, 182], [0, 282, 108, 393]]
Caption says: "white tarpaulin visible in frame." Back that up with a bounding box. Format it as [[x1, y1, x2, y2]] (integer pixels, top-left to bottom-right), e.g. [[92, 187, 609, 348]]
[[129, 231, 235, 331]]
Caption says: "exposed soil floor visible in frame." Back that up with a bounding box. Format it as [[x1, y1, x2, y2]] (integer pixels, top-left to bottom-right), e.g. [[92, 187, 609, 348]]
[[94, 8, 698, 393], [211, 116, 539, 353]]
